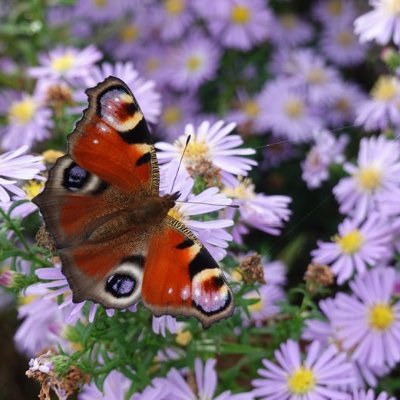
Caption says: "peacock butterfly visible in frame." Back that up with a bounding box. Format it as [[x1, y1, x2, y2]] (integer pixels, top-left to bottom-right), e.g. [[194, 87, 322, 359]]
[[33, 76, 234, 327]]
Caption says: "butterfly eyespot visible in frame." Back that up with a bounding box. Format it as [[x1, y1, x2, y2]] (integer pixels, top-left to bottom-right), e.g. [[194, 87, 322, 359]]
[[105, 274, 136, 298], [192, 269, 230, 314], [63, 164, 88, 192]]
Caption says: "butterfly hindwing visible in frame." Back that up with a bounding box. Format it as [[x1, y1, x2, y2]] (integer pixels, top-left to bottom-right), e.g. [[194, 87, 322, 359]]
[[141, 217, 234, 328]]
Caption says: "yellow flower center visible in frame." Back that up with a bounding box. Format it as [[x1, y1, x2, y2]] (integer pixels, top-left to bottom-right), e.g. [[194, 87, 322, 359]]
[[337, 30, 354, 47], [383, 0, 400, 15], [231, 5, 250, 24], [335, 229, 364, 254], [357, 167, 382, 192], [284, 98, 305, 119], [186, 56, 202, 72], [42, 149, 64, 163], [164, 0, 185, 15], [185, 140, 209, 161], [369, 303, 395, 330], [334, 98, 350, 112], [23, 180, 44, 201], [162, 106, 182, 126], [243, 100, 260, 117], [168, 206, 183, 221], [327, 0, 343, 16], [287, 367, 316, 395], [280, 14, 297, 29], [371, 76, 399, 102], [231, 269, 243, 282], [8, 98, 36, 124], [146, 57, 160, 72], [248, 293, 263, 312], [120, 24, 139, 42], [51, 53, 75, 73], [94, 0, 107, 7], [175, 330, 192, 346], [19, 294, 37, 306], [307, 68, 327, 85], [223, 178, 255, 200]]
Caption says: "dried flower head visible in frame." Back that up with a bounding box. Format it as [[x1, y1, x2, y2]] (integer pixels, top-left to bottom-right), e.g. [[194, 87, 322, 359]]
[[26, 350, 89, 400], [35, 225, 57, 256], [186, 159, 222, 188], [239, 253, 266, 284], [304, 262, 334, 293]]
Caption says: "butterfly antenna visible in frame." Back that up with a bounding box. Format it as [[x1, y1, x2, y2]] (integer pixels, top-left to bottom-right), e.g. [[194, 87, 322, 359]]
[[175, 200, 239, 209], [170, 134, 191, 195]]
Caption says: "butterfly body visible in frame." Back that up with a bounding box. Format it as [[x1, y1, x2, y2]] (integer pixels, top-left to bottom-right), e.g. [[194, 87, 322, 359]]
[[33, 76, 233, 327]]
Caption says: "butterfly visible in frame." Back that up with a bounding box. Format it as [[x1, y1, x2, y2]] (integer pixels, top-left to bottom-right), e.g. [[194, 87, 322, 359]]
[[33, 76, 234, 328]]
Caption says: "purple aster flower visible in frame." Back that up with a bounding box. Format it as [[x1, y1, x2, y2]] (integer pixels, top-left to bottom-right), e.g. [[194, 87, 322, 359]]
[[312, 214, 393, 284], [152, 315, 178, 337], [0, 89, 53, 150], [332, 267, 400, 368], [35, 264, 118, 324], [260, 138, 298, 170], [244, 284, 285, 326], [0, 146, 44, 203], [224, 177, 292, 244], [78, 61, 161, 125], [356, 75, 400, 131], [320, 19, 368, 67], [322, 82, 366, 127], [28, 45, 102, 84], [1, 180, 44, 219], [15, 286, 66, 356], [263, 259, 287, 287], [202, 0, 272, 51], [105, 10, 152, 62], [73, 0, 133, 23], [252, 339, 354, 399], [156, 93, 200, 141], [269, 13, 314, 48], [284, 49, 343, 107], [79, 370, 165, 400], [302, 298, 390, 389], [259, 80, 323, 143], [333, 135, 400, 220], [160, 358, 252, 399], [168, 32, 220, 91], [228, 90, 267, 135], [156, 120, 257, 177], [134, 44, 171, 86], [301, 129, 348, 189], [312, 0, 357, 25], [156, 0, 195, 41], [350, 389, 396, 400], [354, 0, 400, 46]]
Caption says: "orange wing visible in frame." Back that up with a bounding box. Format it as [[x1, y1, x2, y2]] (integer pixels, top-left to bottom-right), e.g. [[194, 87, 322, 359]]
[[68, 76, 159, 195], [141, 217, 234, 328]]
